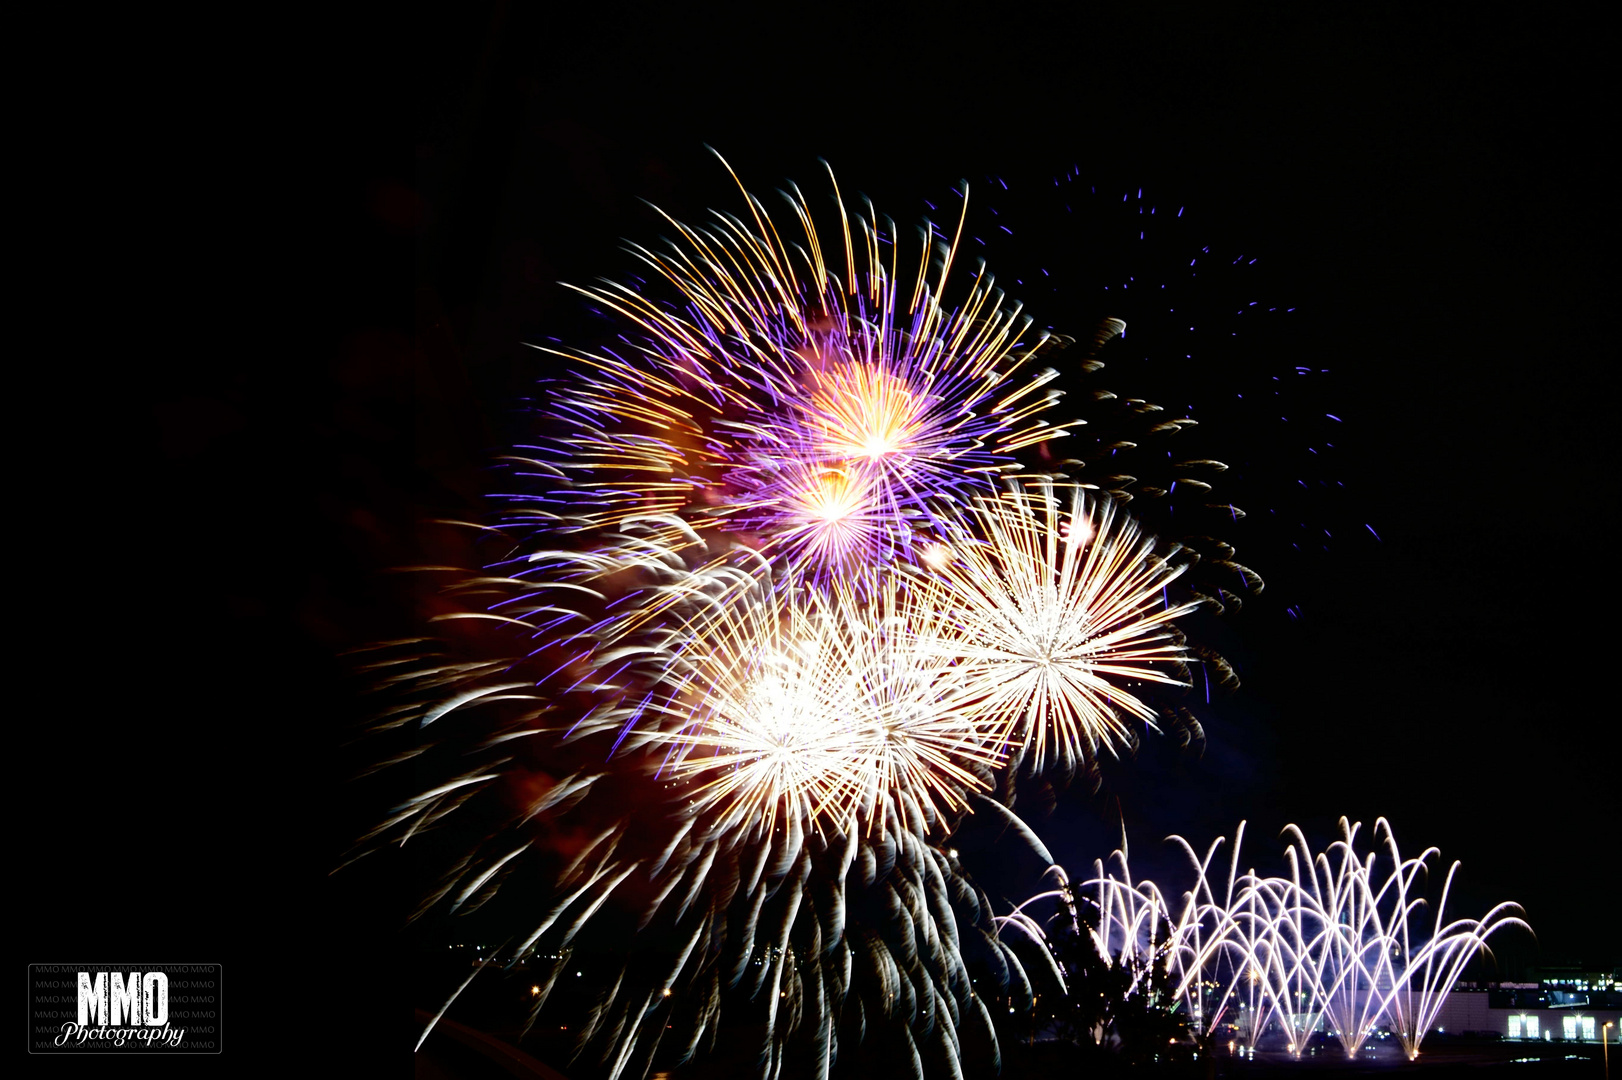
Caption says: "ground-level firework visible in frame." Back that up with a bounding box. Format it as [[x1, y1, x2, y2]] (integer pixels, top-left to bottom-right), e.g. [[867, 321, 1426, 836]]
[[996, 817, 1530, 1061]]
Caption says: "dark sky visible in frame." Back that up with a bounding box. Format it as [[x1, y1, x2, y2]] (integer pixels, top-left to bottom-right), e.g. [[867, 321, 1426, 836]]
[[35, 3, 1612, 1072]]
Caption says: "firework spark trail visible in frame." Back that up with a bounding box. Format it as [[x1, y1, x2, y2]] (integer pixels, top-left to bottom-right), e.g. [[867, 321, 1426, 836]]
[[966, 173, 1354, 571], [998, 818, 1529, 1061], [349, 161, 1241, 1078]]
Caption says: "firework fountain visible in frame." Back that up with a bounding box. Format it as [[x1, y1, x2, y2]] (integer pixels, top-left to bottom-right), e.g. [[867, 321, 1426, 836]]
[[350, 157, 1271, 1079], [997, 818, 1529, 1061]]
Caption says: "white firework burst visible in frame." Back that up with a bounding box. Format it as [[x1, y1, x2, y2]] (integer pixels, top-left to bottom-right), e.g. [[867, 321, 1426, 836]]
[[901, 479, 1199, 771], [646, 571, 1003, 839]]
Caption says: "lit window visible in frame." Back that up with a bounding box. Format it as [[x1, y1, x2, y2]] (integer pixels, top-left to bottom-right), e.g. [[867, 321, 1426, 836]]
[[1527, 1016, 1539, 1037], [1562, 1016, 1577, 1040], [1581, 1017, 1595, 1041], [1509, 1016, 1523, 1038]]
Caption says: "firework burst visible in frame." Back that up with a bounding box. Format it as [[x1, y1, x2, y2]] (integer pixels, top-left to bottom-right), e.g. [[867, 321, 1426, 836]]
[[643, 571, 1004, 839], [350, 160, 1245, 1079], [516, 156, 1075, 573], [901, 479, 1199, 773]]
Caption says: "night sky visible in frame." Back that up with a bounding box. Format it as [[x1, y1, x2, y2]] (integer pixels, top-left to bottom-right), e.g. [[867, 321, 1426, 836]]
[[33, 4, 1612, 1072]]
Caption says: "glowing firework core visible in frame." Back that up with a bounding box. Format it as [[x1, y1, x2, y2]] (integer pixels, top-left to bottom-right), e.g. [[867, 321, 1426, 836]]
[[809, 362, 921, 462]]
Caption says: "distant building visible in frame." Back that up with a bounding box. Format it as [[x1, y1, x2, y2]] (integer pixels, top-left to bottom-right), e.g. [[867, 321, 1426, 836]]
[[1433, 970, 1620, 1041]]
